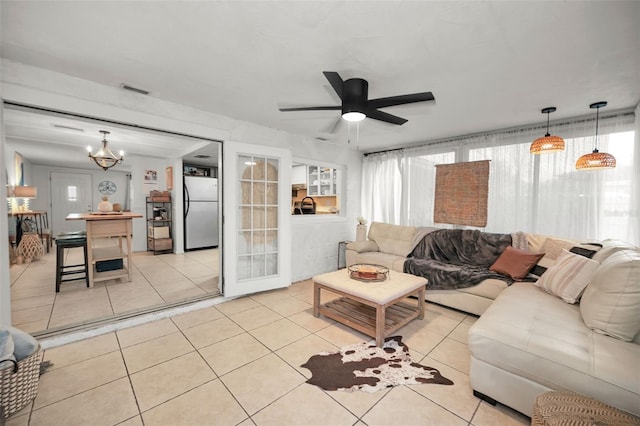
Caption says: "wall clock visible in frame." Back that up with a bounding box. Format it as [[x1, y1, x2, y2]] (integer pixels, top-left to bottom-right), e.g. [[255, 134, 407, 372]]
[[98, 180, 117, 195]]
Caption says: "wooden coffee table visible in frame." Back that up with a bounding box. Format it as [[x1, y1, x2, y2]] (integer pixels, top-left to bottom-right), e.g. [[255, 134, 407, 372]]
[[313, 269, 427, 346]]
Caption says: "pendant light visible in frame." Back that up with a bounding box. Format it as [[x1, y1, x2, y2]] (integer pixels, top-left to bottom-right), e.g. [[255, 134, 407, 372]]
[[530, 107, 564, 154], [576, 102, 616, 170], [87, 130, 124, 171]]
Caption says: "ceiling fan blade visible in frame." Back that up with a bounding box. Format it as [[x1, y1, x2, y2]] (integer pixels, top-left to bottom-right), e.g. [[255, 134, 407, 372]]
[[327, 116, 343, 134], [368, 92, 435, 109], [323, 71, 344, 100], [365, 109, 408, 125], [279, 106, 341, 112]]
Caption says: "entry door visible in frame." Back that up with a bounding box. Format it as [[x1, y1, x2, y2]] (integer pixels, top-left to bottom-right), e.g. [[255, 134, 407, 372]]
[[51, 172, 93, 235], [223, 142, 291, 297]]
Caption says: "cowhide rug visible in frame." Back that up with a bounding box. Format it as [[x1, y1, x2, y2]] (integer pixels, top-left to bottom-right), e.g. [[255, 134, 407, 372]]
[[301, 336, 453, 392]]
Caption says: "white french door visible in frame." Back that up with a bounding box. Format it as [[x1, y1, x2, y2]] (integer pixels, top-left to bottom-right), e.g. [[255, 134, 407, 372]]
[[222, 142, 291, 297], [51, 172, 93, 235]]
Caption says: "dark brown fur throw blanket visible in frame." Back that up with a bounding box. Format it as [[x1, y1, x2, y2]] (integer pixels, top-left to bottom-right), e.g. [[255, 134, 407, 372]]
[[404, 229, 514, 290]]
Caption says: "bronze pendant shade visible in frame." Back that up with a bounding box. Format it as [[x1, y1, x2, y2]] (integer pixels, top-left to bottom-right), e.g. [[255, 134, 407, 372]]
[[576, 102, 616, 170], [530, 107, 565, 154]]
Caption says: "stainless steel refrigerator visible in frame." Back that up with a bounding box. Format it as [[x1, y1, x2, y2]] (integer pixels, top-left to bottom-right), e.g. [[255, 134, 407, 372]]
[[184, 175, 219, 250]]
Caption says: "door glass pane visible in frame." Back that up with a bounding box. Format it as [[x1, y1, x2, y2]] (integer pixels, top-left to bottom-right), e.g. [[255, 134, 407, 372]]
[[238, 231, 251, 255], [252, 182, 266, 205], [237, 155, 279, 280], [238, 256, 251, 280]]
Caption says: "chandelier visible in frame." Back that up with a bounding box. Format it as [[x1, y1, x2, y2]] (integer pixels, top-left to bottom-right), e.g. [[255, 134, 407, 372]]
[[576, 102, 616, 170], [530, 107, 564, 154], [87, 130, 124, 171]]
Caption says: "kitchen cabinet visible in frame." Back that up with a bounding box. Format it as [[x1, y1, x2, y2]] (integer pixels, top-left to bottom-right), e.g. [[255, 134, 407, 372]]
[[307, 166, 337, 196], [292, 165, 306, 185]]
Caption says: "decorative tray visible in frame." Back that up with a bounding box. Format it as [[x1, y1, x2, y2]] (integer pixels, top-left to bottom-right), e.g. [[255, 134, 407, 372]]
[[348, 264, 389, 282]]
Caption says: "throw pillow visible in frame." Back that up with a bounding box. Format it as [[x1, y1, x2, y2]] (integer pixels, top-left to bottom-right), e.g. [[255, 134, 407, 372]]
[[580, 250, 640, 341], [489, 246, 545, 280], [530, 238, 602, 279], [535, 249, 600, 304]]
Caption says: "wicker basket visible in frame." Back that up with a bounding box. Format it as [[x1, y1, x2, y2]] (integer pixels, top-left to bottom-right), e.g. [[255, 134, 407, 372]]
[[0, 345, 41, 419]]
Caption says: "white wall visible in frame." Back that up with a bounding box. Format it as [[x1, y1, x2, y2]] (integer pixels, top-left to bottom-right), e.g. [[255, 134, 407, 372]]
[[0, 60, 362, 323], [0, 102, 11, 326]]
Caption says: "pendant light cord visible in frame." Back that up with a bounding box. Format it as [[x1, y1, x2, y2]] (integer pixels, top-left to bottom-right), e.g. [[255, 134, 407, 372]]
[[594, 106, 600, 151], [545, 111, 551, 137]]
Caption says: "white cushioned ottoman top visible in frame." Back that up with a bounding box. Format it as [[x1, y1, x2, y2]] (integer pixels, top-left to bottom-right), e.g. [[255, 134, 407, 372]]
[[313, 269, 427, 305], [468, 282, 640, 416]]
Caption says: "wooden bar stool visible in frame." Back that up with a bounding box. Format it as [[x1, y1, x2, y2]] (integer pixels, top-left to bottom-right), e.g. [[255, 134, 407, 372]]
[[55, 231, 89, 292]]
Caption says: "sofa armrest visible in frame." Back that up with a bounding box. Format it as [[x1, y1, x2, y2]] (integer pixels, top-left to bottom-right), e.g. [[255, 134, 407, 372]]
[[346, 241, 379, 253]]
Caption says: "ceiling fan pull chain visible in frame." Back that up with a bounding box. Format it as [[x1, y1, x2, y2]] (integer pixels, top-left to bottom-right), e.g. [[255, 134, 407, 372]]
[[356, 122, 360, 149]]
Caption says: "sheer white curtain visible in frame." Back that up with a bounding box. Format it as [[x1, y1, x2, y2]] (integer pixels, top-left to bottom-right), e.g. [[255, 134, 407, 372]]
[[361, 109, 638, 244], [361, 147, 455, 226], [467, 133, 537, 233], [361, 151, 403, 224]]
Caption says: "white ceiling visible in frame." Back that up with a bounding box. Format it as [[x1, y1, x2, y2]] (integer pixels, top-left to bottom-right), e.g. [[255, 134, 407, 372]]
[[1, 1, 639, 167]]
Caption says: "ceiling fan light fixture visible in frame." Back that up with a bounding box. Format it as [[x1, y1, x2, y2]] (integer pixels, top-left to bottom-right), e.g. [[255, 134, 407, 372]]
[[576, 101, 615, 170], [342, 111, 366, 122], [87, 130, 124, 171], [530, 107, 564, 154]]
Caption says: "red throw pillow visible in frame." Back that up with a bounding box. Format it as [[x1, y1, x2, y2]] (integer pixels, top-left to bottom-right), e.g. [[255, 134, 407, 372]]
[[490, 246, 545, 280]]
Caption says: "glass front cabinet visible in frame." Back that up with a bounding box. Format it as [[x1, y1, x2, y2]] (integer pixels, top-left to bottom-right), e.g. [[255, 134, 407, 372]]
[[306, 166, 337, 196]]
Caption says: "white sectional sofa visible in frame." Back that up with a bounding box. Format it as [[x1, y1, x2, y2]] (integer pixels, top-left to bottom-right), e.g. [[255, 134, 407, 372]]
[[346, 222, 521, 315], [346, 222, 640, 417]]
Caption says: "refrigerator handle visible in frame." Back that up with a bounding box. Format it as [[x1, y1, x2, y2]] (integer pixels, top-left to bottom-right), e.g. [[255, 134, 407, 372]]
[[184, 182, 190, 217]]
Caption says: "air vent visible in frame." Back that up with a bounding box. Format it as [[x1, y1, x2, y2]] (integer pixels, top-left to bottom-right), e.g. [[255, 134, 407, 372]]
[[52, 124, 85, 132], [194, 154, 211, 159], [120, 84, 150, 95]]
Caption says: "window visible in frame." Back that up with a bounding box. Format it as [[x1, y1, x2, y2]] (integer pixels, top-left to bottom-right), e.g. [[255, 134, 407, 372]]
[[362, 113, 638, 245], [291, 160, 344, 216], [67, 185, 77, 201]]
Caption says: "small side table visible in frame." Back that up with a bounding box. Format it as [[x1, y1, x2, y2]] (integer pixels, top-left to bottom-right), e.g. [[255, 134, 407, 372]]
[[337, 240, 351, 269]]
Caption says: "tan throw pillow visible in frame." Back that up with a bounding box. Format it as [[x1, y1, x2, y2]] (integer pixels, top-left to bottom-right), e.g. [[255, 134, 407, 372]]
[[489, 246, 545, 280], [535, 249, 600, 304], [580, 250, 640, 341]]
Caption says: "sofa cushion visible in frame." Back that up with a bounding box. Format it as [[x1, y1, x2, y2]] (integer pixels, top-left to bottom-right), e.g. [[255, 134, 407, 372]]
[[458, 278, 508, 299], [367, 222, 417, 257], [535, 249, 600, 304], [489, 246, 544, 280], [580, 250, 640, 342], [469, 282, 640, 417], [353, 251, 407, 272], [345, 240, 379, 254], [592, 239, 640, 264]]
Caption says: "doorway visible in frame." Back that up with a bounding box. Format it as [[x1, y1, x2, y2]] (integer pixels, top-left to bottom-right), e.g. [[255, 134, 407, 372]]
[[50, 172, 93, 235], [3, 103, 224, 336]]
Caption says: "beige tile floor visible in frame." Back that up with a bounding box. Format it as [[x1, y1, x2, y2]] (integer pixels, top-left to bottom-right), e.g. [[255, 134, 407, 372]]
[[6, 280, 530, 426], [9, 244, 219, 334]]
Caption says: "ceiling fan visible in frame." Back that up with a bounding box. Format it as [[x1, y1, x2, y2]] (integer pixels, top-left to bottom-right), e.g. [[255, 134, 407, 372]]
[[279, 71, 435, 126]]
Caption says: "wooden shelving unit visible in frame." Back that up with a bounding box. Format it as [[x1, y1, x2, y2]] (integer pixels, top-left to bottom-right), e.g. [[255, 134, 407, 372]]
[[146, 197, 173, 254]]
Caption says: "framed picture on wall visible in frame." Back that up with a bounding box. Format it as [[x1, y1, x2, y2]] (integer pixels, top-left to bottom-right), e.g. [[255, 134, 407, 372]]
[[166, 166, 173, 190]]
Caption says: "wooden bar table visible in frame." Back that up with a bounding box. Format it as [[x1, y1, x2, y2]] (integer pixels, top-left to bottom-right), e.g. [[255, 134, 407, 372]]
[[66, 212, 143, 287]]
